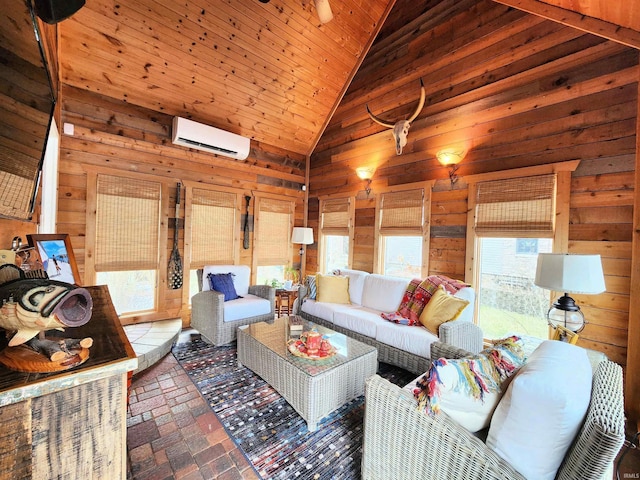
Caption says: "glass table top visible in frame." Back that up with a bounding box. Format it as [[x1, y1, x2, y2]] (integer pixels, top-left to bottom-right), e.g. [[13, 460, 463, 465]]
[[239, 316, 377, 377]]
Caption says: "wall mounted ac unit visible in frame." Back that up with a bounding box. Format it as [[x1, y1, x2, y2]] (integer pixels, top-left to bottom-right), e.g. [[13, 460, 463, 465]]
[[171, 117, 250, 160]]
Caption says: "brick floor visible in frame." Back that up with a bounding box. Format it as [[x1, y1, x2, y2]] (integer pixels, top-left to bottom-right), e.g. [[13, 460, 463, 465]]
[[127, 349, 640, 480], [127, 353, 259, 480]]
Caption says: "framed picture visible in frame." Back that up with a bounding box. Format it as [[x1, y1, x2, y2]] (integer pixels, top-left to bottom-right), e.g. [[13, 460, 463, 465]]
[[552, 324, 579, 345], [27, 234, 81, 285]]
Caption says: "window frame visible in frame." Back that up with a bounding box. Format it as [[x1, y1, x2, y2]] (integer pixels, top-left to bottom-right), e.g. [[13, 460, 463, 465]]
[[318, 195, 355, 273], [182, 182, 243, 306], [252, 193, 295, 284], [464, 161, 579, 327], [85, 167, 169, 322], [373, 181, 433, 277]]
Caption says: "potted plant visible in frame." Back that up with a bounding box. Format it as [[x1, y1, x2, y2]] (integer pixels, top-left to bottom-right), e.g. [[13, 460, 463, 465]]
[[284, 265, 300, 287]]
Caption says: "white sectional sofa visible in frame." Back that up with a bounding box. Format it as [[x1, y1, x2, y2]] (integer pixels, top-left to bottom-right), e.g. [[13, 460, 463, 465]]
[[297, 269, 483, 374]]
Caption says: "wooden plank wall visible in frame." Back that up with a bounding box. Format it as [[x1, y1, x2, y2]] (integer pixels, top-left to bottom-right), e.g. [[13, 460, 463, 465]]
[[309, 0, 637, 367], [58, 85, 306, 325]]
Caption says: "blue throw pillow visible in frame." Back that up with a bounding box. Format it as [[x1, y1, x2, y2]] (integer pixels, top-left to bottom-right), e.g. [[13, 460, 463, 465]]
[[207, 273, 240, 301]]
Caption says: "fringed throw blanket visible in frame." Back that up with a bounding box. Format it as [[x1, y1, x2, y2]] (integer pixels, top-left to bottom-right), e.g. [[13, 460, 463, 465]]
[[381, 275, 470, 326], [415, 335, 525, 415]]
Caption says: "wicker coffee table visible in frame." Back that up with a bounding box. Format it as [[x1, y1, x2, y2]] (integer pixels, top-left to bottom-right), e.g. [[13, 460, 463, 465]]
[[237, 316, 378, 431]]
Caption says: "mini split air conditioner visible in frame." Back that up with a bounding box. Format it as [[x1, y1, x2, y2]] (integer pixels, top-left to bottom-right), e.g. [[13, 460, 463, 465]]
[[171, 117, 250, 160]]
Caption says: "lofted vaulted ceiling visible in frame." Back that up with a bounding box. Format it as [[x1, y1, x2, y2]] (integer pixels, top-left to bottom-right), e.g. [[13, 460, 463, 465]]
[[57, 0, 639, 158], [58, 0, 396, 156]]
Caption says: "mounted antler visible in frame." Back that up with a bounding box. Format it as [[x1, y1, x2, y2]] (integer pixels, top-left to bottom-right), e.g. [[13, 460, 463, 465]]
[[366, 79, 426, 155]]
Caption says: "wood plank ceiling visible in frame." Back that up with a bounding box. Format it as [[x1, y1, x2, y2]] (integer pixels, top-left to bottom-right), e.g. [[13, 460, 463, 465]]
[[58, 0, 396, 156], [540, 0, 640, 31], [58, 0, 639, 158]]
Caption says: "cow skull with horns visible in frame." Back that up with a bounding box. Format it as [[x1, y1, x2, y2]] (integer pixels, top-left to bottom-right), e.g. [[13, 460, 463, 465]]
[[366, 79, 426, 155]]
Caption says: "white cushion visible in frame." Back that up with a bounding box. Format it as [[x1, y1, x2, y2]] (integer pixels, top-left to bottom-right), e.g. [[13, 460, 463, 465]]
[[222, 294, 271, 322], [335, 269, 369, 305], [361, 274, 409, 313], [487, 340, 592, 480], [375, 321, 438, 358], [203, 265, 250, 296], [452, 287, 475, 323], [300, 299, 353, 324], [332, 307, 387, 338]]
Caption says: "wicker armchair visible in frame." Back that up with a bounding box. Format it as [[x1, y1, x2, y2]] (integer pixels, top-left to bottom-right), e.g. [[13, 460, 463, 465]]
[[191, 266, 275, 345], [362, 341, 625, 480]]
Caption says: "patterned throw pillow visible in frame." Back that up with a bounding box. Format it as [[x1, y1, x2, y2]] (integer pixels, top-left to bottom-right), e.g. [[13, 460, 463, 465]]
[[305, 275, 317, 300], [207, 272, 240, 301], [413, 336, 526, 432]]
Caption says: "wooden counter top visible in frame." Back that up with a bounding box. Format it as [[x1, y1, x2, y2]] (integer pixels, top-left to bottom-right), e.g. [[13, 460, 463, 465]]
[[0, 284, 137, 407]]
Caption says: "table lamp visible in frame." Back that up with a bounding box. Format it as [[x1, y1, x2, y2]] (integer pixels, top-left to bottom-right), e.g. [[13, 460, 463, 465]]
[[534, 253, 605, 333], [292, 227, 314, 281]]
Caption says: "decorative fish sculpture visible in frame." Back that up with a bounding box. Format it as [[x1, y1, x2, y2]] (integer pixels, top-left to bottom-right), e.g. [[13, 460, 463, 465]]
[[0, 267, 93, 347]]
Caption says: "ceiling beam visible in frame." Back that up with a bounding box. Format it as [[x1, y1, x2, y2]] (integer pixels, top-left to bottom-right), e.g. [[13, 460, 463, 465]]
[[493, 0, 640, 50]]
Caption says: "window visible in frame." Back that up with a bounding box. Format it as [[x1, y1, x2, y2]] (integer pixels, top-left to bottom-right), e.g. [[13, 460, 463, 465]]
[[319, 197, 353, 273], [466, 170, 574, 340], [186, 186, 240, 301], [376, 187, 429, 278], [477, 237, 552, 339], [91, 173, 162, 316], [253, 196, 294, 284]]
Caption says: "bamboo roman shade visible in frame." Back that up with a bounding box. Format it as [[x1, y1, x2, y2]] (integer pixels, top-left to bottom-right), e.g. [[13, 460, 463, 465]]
[[475, 174, 556, 237], [95, 174, 161, 271], [379, 189, 425, 234], [256, 197, 293, 266], [320, 197, 351, 235], [191, 188, 237, 267]]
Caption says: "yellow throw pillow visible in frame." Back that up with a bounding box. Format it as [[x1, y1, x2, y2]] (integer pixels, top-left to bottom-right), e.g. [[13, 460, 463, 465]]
[[419, 285, 469, 334], [315, 274, 350, 304]]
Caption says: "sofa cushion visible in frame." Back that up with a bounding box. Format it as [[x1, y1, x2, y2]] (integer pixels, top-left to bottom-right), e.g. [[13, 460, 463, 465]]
[[419, 285, 470, 334], [361, 274, 409, 313], [316, 273, 350, 304], [332, 307, 389, 338], [333, 268, 369, 305], [412, 336, 525, 432], [203, 265, 250, 295], [208, 273, 240, 301], [300, 299, 353, 324], [222, 294, 271, 322], [487, 340, 592, 480], [375, 322, 439, 358]]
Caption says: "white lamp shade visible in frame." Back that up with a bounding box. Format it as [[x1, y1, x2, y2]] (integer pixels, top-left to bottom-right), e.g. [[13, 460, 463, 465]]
[[292, 227, 314, 245], [535, 253, 605, 294]]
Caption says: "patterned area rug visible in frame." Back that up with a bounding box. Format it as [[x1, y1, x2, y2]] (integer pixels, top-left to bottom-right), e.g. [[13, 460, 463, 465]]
[[172, 334, 416, 480]]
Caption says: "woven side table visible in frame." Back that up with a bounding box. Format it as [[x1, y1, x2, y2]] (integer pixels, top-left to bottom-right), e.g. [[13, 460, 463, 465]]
[[237, 316, 378, 431]]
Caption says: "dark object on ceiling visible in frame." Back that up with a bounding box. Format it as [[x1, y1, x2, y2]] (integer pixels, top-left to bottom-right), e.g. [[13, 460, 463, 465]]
[[33, 0, 85, 24]]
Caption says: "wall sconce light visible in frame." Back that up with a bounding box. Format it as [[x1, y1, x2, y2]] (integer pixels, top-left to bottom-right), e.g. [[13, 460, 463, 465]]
[[436, 149, 464, 187], [356, 167, 375, 197]]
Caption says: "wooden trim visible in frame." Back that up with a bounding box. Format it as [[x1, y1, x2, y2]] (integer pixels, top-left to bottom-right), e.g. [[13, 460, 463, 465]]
[[554, 170, 571, 254], [465, 181, 479, 320], [422, 185, 432, 278], [464, 160, 580, 184], [626, 68, 640, 424], [83, 164, 181, 186], [84, 170, 98, 285], [492, 0, 640, 50], [348, 195, 356, 270]]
